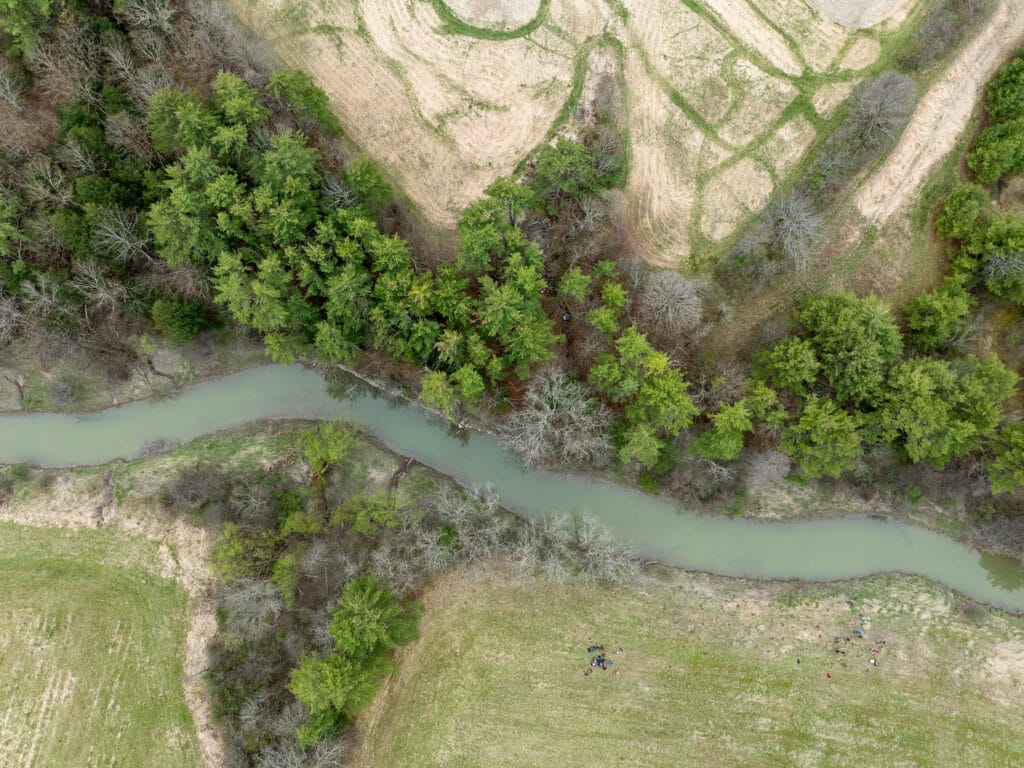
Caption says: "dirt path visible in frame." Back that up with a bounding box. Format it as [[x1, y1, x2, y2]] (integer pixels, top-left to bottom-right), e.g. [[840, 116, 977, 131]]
[[856, 0, 1024, 222], [0, 474, 222, 768]]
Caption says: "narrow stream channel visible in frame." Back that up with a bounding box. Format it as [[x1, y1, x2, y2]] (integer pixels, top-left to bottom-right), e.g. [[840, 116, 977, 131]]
[[2, 364, 1022, 612]]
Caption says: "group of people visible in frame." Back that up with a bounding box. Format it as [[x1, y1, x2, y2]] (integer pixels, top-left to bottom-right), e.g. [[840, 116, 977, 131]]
[[583, 644, 619, 676], [828, 614, 888, 673]]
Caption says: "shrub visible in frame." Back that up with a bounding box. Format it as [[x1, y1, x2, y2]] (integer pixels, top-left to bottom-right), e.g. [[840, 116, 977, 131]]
[[780, 396, 863, 479], [987, 422, 1024, 494], [903, 279, 974, 351], [151, 296, 211, 343], [756, 336, 820, 396], [267, 69, 341, 133], [897, 0, 991, 72], [212, 522, 277, 582], [935, 184, 989, 241], [271, 551, 301, 606], [985, 55, 1024, 122], [342, 156, 391, 208], [967, 118, 1024, 184]]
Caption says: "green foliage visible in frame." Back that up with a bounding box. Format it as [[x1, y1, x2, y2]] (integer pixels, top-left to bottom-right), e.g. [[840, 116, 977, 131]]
[[617, 422, 662, 468], [344, 157, 392, 208], [331, 490, 400, 535], [0, 193, 24, 258], [300, 422, 356, 480], [420, 370, 457, 417], [0, 0, 52, 54], [557, 266, 591, 302], [756, 337, 820, 396], [797, 294, 902, 409], [590, 326, 697, 469], [985, 56, 1024, 122], [780, 397, 863, 479], [268, 69, 341, 132], [289, 574, 418, 745], [150, 298, 212, 344], [967, 118, 1024, 184], [450, 364, 485, 405], [882, 355, 1015, 466], [935, 184, 989, 241], [211, 523, 277, 582], [530, 138, 599, 213], [270, 551, 300, 606], [987, 423, 1024, 494], [693, 400, 753, 462], [328, 574, 419, 658], [903, 280, 973, 351]]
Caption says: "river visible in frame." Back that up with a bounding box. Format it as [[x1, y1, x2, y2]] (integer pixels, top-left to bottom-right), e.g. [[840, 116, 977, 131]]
[[1, 364, 1021, 611]]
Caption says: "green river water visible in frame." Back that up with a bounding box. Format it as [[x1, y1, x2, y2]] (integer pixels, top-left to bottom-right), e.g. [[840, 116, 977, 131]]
[[2, 364, 1022, 611]]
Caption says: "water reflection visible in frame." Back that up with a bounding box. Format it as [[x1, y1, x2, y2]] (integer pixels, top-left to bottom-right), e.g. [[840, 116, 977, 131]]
[[979, 552, 1024, 592]]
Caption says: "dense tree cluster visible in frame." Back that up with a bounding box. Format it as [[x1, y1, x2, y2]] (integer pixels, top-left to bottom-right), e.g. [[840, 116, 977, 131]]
[[744, 293, 1018, 480]]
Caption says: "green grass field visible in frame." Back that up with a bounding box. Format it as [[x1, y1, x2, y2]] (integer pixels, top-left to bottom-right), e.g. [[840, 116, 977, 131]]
[[357, 568, 1024, 768], [0, 523, 200, 767]]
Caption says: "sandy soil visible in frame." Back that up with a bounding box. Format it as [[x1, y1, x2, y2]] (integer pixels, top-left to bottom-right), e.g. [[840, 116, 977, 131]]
[[808, 0, 917, 30], [0, 476, 222, 768], [444, 0, 542, 27], [856, 0, 1024, 223]]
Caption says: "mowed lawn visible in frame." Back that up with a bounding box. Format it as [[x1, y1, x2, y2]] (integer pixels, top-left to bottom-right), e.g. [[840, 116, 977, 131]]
[[357, 567, 1024, 768], [0, 523, 200, 767]]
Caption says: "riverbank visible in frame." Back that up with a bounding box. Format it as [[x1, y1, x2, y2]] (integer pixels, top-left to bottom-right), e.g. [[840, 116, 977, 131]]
[[0, 329, 266, 415]]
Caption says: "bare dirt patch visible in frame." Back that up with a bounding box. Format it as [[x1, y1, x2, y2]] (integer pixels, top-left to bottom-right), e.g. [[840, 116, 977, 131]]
[[856, 0, 1024, 223], [444, 0, 542, 27], [808, 0, 918, 30]]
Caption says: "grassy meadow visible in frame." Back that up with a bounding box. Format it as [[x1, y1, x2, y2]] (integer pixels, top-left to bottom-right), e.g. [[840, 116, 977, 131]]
[[356, 567, 1024, 768], [0, 523, 199, 768]]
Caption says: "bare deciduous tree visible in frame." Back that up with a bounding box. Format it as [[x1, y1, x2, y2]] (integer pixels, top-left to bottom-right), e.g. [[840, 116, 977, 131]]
[[23, 156, 73, 208], [121, 0, 177, 35], [500, 371, 613, 469], [636, 270, 703, 337], [92, 207, 152, 265], [848, 72, 915, 149], [30, 22, 101, 106], [0, 66, 22, 111], [140, 260, 212, 302], [71, 260, 128, 316], [219, 578, 284, 642], [105, 111, 154, 159], [0, 292, 23, 345], [983, 250, 1024, 281], [764, 190, 822, 270]]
